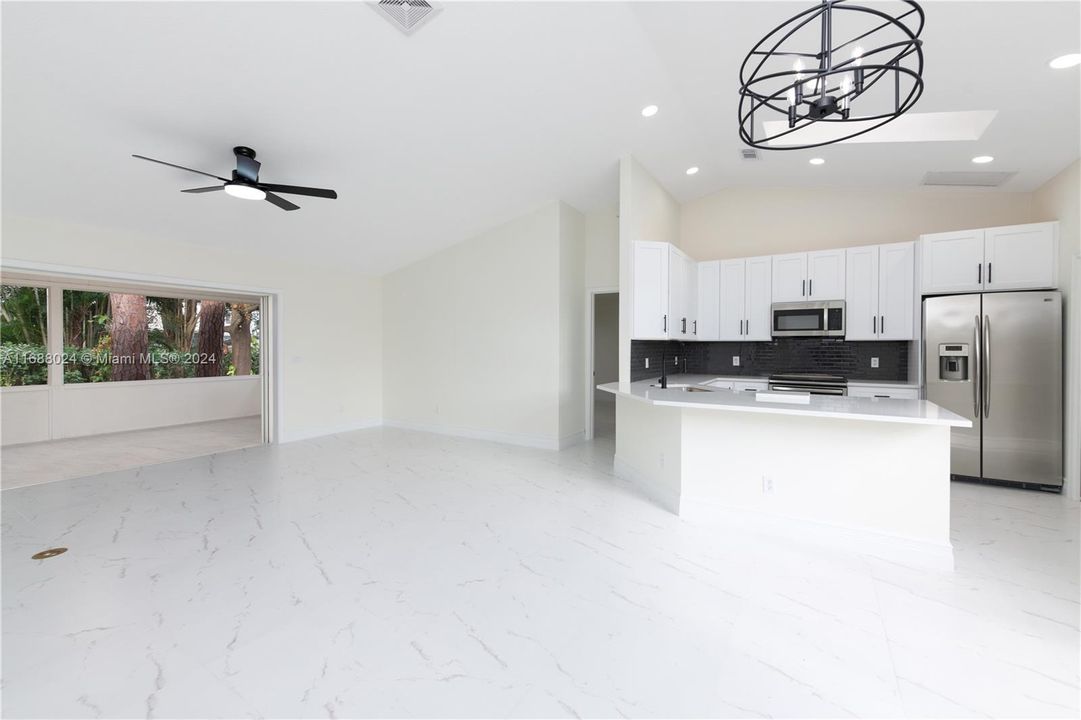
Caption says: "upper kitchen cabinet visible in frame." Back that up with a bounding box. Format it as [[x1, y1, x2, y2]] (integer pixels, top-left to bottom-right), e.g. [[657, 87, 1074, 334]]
[[846, 242, 914, 341], [807, 249, 846, 300], [696, 261, 721, 341], [719, 256, 772, 341], [632, 241, 670, 339], [920, 229, 984, 294], [983, 223, 1058, 291], [771, 249, 845, 302], [668, 245, 696, 340], [631, 241, 696, 340], [771, 252, 807, 302], [921, 222, 1058, 295]]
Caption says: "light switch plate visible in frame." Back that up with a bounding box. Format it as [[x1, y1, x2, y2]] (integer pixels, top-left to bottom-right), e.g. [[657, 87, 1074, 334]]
[[871, 357, 880, 368], [732, 356, 740, 367], [645, 358, 649, 369]]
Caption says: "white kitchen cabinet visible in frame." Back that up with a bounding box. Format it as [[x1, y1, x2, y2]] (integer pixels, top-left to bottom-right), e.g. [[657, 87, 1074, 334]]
[[696, 261, 721, 341], [771, 252, 807, 302], [744, 256, 773, 340], [772, 249, 844, 302], [848, 385, 920, 400], [846, 242, 915, 341], [877, 241, 915, 340], [667, 245, 686, 339], [718, 256, 772, 341], [984, 222, 1057, 291], [718, 259, 746, 341], [920, 229, 984, 294], [632, 241, 670, 339], [807, 249, 846, 299], [667, 246, 696, 340], [921, 223, 1058, 295], [844, 245, 879, 340]]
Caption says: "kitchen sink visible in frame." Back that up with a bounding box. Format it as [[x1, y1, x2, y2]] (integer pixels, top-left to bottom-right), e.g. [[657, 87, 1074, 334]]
[[650, 384, 713, 392]]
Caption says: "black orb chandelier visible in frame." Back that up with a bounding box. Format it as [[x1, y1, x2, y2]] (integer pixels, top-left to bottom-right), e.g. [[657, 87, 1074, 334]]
[[738, 0, 925, 150]]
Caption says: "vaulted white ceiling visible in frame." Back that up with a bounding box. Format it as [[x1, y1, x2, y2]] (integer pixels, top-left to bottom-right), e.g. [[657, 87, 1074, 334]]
[[3, 1, 1078, 273]]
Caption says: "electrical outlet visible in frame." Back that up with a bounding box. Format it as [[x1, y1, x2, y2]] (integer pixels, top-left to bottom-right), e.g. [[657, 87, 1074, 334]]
[[762, 475, 774, 494], [732, 355, 740, 367], [645, 357, 649, 369], [674, 356, 679, 365], [871, 357, 880, 368]]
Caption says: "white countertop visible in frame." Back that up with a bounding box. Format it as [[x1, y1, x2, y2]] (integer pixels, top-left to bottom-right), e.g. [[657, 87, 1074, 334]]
[[599, 375, 969, 428], [848, 379, 920, 389]]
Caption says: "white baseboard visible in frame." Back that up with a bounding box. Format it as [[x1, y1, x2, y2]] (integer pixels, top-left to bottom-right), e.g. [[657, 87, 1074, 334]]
[[280, 419, 383, 444], [613, 455, 681, 514], [383, 419, 564, 451], [558, 430, 586, 450]]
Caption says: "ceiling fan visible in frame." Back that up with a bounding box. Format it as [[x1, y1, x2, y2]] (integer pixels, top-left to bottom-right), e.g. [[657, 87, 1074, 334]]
[[132, 146, 338, 211]]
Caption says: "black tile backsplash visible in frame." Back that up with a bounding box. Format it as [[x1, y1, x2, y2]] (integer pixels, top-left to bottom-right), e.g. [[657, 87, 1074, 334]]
[[631, 338, 910, 382]]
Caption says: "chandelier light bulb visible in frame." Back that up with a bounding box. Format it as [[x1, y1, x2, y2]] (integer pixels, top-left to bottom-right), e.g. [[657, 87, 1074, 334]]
[[852, 46, 864, 66]]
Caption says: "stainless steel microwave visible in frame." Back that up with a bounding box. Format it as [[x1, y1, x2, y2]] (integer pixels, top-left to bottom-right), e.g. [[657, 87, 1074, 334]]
[[771, 300, 845, 337]]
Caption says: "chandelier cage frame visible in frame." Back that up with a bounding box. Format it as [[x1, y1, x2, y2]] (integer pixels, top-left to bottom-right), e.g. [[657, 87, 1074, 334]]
[[738, 0, 926, 151]]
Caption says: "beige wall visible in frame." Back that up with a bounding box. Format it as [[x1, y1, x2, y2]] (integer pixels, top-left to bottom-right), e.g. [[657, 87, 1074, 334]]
[[1, 214, 382, 443], [680, 187, 1037, 260]]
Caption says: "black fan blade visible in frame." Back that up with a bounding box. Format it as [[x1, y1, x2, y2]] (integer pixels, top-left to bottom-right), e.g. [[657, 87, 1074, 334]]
[[258, 183, 337, 199], [132, 154, 228, 181], [236, 155, 261, 183], [265, 192, 300, 211], [181, 185, 224, 193]]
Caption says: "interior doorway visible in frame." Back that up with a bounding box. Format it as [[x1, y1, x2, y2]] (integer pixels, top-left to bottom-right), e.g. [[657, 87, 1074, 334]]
[[586, 290, 619, 440]]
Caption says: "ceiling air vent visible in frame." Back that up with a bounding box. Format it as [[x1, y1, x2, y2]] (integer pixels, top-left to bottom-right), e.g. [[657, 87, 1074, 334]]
[[922, 171, 1017, 188], [373, 0, 441, 35], [740, 148, 759, 161]]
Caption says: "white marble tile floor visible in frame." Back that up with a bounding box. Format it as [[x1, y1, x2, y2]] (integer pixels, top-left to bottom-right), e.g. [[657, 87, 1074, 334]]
[[1, 427, 1077, 718]]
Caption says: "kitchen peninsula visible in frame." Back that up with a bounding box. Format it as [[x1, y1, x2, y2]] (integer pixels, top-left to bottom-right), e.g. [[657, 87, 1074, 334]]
[[599, 375, 970, 564]]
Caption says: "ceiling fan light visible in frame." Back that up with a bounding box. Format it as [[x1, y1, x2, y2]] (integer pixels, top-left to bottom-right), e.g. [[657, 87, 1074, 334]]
[[224, 183, 267, 201]]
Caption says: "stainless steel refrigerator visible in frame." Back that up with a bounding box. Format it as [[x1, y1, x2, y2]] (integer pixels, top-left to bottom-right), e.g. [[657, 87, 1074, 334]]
[[924, 291, 1062, 490]]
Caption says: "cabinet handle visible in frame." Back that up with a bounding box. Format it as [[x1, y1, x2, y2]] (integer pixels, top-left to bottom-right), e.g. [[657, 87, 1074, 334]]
[[663, 314, 667, 333], [802, 279, 806, 297], [681, 318, 687, 334], [874, 394, 890, 399], [978, 264, 982, 284], [988, 263, 992, 284], [693, 320, 697, 335], [809, 278, 813, 296], [873, 316, 877, 334], [881, 315, 885, 333]]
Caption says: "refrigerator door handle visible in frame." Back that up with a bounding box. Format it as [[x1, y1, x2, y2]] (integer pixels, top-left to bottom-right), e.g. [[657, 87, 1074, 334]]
[[973, 314, 982, 418], [983, 314, 991, 418]]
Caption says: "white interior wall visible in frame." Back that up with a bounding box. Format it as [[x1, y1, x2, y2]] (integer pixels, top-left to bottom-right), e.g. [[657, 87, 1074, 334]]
[[382, 202, 565, 448], [618, 157, 681, 382], [1033, 160, 1081, 501], [558, 203, 587, 445], [585, 207, 619, 290], [0, 214, 382, 443]]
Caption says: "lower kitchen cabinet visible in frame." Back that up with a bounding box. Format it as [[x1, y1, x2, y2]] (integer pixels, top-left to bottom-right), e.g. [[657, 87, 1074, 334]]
[[848, 385, 920, 400]]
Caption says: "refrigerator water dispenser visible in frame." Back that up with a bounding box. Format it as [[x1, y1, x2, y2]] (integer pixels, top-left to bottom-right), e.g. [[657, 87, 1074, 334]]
[[938, 343, 969, 381]]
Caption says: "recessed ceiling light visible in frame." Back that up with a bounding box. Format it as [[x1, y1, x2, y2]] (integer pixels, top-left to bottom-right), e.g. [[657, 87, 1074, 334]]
[[224, 183, 267, 200], [809, 157, 825, 165], [686, 166, 699, 176], [971, 155, 994, 164], [1049, 53, 1081, 69], [641, 104, 659, 118]]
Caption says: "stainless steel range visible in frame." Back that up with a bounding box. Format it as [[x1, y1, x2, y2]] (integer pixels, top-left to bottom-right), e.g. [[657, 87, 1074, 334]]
[[768, 373, 848, 396]]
